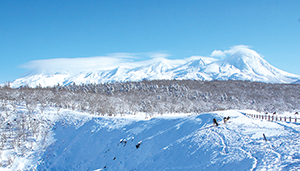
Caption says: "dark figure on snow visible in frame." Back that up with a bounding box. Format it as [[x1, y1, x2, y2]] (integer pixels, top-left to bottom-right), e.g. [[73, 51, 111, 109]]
[[263, 133, 267, 142], [213, 118, 219, 126], [136, 141, 142, 149], [120, 139, 127, 146], [224, 116, 230, 124]]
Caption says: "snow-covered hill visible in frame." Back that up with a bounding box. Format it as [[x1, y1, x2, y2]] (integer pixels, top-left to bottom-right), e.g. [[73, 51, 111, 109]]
[[292, 80, 300, 84], [11, 47, 300, 88], [2, 105, 300, 170]]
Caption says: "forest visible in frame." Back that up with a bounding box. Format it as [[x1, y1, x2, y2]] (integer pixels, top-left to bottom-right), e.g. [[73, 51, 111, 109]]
[[1, 80, 299, 116]]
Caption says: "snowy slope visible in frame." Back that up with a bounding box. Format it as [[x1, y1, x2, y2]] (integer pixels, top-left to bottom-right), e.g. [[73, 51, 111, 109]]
[[203, 48, 299, 82], [10, 48, 300, 88], [292, 80, 300, 84], [38, 111, 300, 171], [2, 105, 300, 170], [11, 71, 70, 88]]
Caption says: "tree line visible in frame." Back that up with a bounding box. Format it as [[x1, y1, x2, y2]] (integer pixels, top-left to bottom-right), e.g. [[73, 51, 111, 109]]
[[1, 80, 299, 116]]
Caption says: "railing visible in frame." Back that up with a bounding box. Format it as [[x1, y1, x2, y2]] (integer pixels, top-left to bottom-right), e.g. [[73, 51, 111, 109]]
[[246, 113, 299, 123]]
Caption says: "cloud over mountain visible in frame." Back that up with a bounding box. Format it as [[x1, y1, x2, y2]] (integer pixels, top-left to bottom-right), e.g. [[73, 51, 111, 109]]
[[20, 54, 135, 74], [20, 52, 175, 75], [11, 46, 300, 88]]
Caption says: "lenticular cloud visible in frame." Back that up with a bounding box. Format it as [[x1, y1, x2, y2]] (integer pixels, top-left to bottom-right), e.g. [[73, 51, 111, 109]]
[[21, 56, 131, 74], [210, 45, 257, 58], [20, 52, 174, 74]]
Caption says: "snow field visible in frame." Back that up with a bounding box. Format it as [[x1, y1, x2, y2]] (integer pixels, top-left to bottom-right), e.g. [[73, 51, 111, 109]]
[[1, 103, 300, 170]]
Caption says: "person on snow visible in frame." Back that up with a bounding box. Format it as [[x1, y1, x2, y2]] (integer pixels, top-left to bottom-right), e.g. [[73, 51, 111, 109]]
[[136, 141, 142, 149], [224, 116, 230, 124], [213, 118, 219, 126]]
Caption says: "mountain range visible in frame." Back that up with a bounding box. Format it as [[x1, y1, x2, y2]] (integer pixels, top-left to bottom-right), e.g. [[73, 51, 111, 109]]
[[11, 47, 300, 88]]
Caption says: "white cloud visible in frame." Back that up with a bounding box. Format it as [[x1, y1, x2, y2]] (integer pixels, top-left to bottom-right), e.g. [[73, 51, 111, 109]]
[[210, 50, 226, 58], [107, 53, 139, 59], [210, 45, 257, 58], [148, 53, 171, 59], [21, 56, 134, 74], [20, 52, 173, 74], [223, 45, 252, 55]]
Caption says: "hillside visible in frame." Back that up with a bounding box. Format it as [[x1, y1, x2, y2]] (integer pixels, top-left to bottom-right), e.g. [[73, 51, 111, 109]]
[[1, 103, 300, 170], [10, 47, 300, 88]]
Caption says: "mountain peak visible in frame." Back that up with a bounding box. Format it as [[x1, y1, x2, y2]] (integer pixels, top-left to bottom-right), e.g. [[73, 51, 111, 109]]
[[223, 48, 264, 71], [10, 47, 300, 88], [228, 46, 261, 58], [224, 46, 262, 61]]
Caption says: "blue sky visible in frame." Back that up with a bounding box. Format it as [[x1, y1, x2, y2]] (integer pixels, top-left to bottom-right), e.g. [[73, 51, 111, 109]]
[[1, 0, 300, 83]]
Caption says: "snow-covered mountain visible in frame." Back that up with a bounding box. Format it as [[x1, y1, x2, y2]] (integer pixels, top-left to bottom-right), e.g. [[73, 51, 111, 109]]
[[292, 80, 300, 84], [11, 47, 300, 88]]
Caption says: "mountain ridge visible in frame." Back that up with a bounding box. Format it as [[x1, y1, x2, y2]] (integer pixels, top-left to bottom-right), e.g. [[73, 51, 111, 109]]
[[10, 48, 300, 88]]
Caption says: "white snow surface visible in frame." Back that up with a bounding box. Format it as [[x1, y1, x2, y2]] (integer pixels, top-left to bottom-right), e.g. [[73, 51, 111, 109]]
[[1, 106, 300, 170], [10, 48, 300, 88]]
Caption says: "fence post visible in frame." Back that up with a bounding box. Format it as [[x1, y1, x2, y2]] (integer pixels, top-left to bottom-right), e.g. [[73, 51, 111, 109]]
[[289, 117, 291, 122], [268, 115, 270, 121], [284, 117, 286, 122]]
